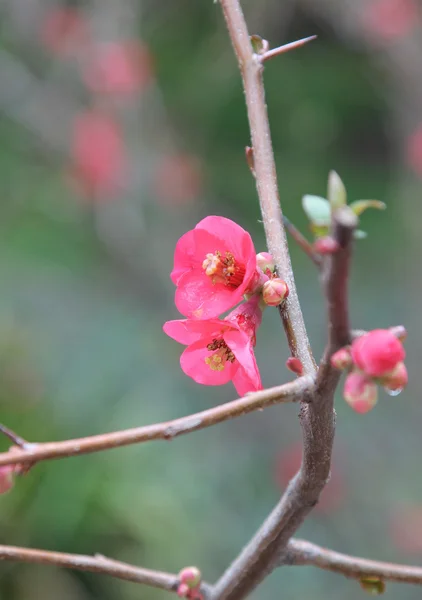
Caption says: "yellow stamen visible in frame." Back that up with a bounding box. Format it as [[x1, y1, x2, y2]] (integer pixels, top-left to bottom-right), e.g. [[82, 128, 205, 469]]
[[202, 251, 245, 288], [204, 338, 236, 372]]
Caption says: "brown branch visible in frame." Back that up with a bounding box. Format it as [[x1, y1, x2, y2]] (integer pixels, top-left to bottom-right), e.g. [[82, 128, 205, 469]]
[[212, 208, 357, 600], [0, 544, 211, 597], [219, 0, 316, 376], [0, 376, 312, 468], [0, 423, 28, 448], [285, 538, 422, 586], [283, 215, 322, 267]]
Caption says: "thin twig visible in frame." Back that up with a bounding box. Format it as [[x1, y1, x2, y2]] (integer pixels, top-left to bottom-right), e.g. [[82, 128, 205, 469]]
[[260, 36, 317, 63], [0, 377, 313, 468], [212, 208, 357, 600], [283, 215, 322, 267], [0, 424, 28, 448], [285, 538, 422, 586], [0, 544, 210, 597], [219, 0, 316, 376]]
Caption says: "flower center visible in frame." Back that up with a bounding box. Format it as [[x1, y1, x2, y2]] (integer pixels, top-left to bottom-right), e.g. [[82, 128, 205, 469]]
[[202, 251, 245, 288], [205, 338, 235, 371]]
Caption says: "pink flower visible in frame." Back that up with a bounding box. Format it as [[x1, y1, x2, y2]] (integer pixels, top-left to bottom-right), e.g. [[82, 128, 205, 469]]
[[363, 0, 417, 42], [70, 111, 125, 199], [83, 41, 153, 96], [351, 329, 405, 377], [40, 7, 88, 57], [344, 372, 378, 414], [163, 297, 262, 395], [171, 217, 261, 319]]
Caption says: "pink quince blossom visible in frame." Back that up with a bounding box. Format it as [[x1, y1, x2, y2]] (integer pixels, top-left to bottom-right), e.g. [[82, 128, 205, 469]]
[[351, 329, 405, 377], [83, 41, 154, 96], [163, 296, 262, 395], [70, 110, 125, 199], [171, 216, 263, 319]]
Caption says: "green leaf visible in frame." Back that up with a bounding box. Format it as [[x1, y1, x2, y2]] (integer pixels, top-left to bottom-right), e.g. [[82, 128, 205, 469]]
[[359, 578, 386, 595], [349, 200, 386, 216], [354, 229, 367, 239], [302, 195, 331, 226], [327, 170, 347, 210]]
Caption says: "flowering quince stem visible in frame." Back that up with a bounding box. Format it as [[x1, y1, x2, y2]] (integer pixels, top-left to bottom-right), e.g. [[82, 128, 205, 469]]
[[0, 377, 312, 468], [219, 0, 316, 376], [282, 215, 322, 267], [0, 544, 211, 597], [283, 539, 422, 585]]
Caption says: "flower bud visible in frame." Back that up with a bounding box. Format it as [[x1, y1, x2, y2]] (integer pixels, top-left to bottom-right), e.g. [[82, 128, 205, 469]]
[[256, 252, 275, 274], [344, 372, 378, 414], [330, 347, 352, 370], [381, 361, 408, 392], [0, 465, 15, 494], [262, 279, 289, 307], [179, 567, 201, 589], [286, 357, 304, 376], [313, 236, 340, 255], [177, 584, 190, 597], [351, 329, 405, 377]]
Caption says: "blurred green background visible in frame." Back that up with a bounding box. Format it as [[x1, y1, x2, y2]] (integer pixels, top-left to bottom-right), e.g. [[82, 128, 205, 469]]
[[1, 0, 422, 598]]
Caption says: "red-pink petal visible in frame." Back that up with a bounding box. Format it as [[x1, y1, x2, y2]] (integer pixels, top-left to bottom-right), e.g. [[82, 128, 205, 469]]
[[175, 269, 244, 319], [163, 318, 222, 345], [171, 228, 218, 285], [180, 340, 238, 386], [224, 330, 262, 395]]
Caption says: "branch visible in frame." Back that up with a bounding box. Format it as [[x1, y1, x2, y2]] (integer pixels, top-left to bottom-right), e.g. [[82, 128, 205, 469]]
[[285, 538, 422, 586], [212, 208, 357, 600], [283, 215, 322, 267], [0, 544, 211, 597], [260, 36, 317, 63], [0, 376, 312, 468], [219, 0, 316, 376]]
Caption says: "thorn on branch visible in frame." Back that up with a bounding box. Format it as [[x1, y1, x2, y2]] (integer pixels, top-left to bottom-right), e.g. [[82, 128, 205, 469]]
[[260, 36, 317, 63]]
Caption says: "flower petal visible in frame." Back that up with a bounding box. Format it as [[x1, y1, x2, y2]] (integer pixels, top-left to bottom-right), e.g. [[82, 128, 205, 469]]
[[224, 330, 262, 395], [175, 269, 244, 319], [180, 340, 238, 386], [171, 228, 219, 285], [163, 318, 222, 345], [196, 216, 256, 273]]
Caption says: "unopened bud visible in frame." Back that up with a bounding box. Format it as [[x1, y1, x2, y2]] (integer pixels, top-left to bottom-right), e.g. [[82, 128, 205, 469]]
[[313, 236, 340, 255], [256, 252, 275, 274], [286, 357, 304, 376], [177, 583, 190, 597], [327, 170, 347, 210], [330, 347, 352, 370], [0, 465, 15, 494], [351, 329, 405, 377], [381, 361, 408, 392], [344, 372, 378, 414], [179, 567, 201, 589], [262, 278, 289, 307]]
